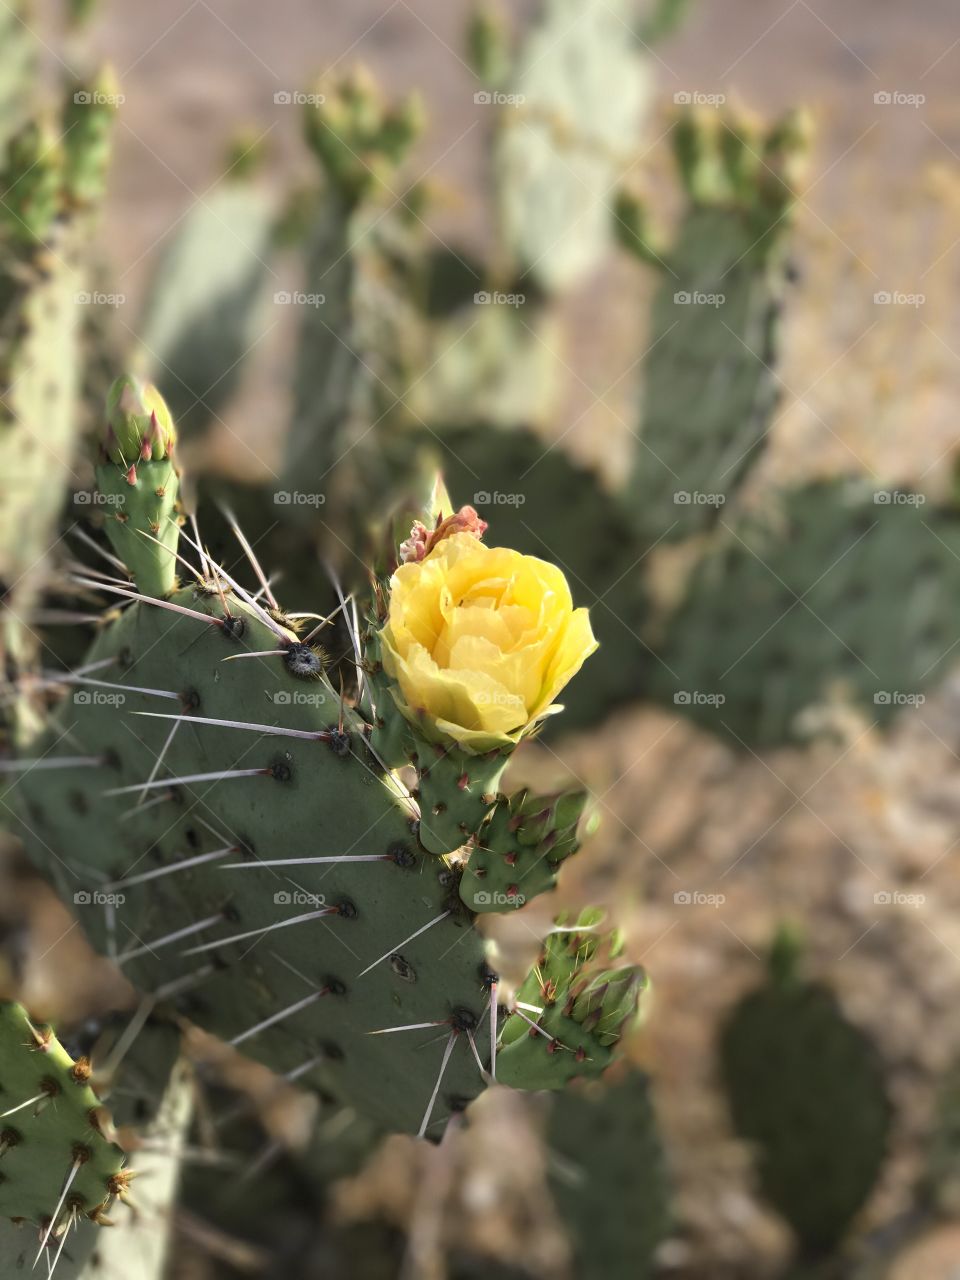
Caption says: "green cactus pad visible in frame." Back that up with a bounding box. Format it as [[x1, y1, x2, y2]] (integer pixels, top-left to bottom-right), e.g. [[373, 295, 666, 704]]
[[719, 933, 891, 1256], [495, 0, 654, 291], [546, 1067, 670, 1280], [13, 586, 495, 1136], [0, 242, 84, 619], [625, 109, 808, 548], [0, 1001, 127, 1234], [650, 479, 960, 746], [136, 182, 278, 442]]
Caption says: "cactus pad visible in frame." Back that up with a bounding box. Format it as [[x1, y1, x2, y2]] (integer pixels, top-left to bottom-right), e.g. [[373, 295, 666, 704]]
[[719, 932, 891, 1256]]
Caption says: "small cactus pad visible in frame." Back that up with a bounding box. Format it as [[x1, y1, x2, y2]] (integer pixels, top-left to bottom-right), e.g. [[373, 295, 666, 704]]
[[460, 787, 591, 913], [497, 910, 647, 1089], [719, 931, 891, 1256], [0, 1001, 127, 1237]]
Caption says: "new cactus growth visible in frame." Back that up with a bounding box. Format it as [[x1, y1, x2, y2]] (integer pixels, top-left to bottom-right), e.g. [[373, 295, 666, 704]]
[[303, 67, 424, 206], [96, 375, 181, 599]]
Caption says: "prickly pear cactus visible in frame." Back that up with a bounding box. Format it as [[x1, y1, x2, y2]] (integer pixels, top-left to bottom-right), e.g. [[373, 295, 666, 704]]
[[10, 381, 646, 1145], [650, 479, 960, 746], [546, 1067, 670, 1280], [719, 929, 891, 1258], [623, 108, 810, 547], [0, 1001, 128, 1251]]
